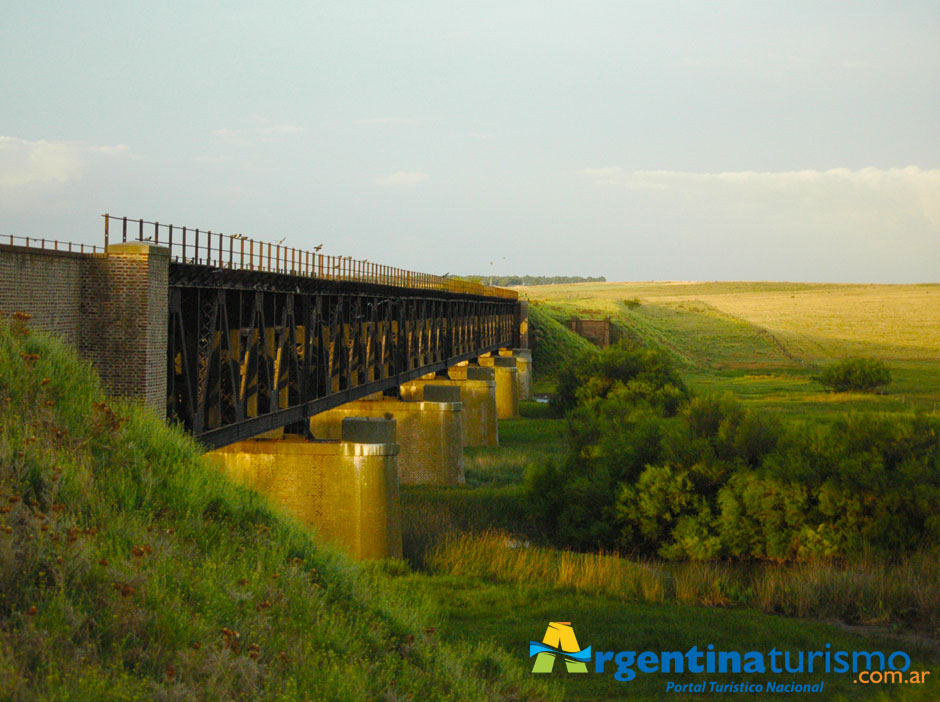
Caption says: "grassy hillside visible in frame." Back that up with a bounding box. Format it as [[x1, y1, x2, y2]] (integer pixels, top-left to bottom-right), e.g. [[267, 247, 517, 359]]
[[0, 316, 556, 702], [520, 282, 939, 415], [527, 304, 594, 389]]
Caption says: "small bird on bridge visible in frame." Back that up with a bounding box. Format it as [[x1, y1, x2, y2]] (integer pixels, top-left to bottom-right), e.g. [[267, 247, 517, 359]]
[[275, 237, 286, 245], [313, 244, 323, 252]]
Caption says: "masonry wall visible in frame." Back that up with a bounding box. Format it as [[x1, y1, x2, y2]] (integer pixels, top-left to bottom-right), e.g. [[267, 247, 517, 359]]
[[0, 246, 87, 346], [79, 244, 169, 413], [0, 243, 169, 416], [569, 317, 612, 347]]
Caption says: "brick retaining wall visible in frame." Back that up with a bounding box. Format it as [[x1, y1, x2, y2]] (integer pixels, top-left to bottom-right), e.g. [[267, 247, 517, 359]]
[[0, 243, 168, 416]]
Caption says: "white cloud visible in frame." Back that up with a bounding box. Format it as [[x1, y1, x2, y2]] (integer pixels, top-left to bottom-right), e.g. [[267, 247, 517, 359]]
[[355, 117, 421, 126], [578, 166, 940, 226], [0, 136, 129, 187], [375, 171, 429, 188]]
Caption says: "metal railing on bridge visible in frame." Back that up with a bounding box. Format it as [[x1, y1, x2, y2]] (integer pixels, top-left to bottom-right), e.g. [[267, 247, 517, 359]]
[[3, 234, 103, 254], [103, 214, 516, 300]]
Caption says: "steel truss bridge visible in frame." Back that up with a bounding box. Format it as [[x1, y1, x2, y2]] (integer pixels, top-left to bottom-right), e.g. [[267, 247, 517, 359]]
[[106, 216, 522, 448]]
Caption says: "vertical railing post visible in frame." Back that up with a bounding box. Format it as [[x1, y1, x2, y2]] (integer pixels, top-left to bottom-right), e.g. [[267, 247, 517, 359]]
[[104, 213, 110, 249]]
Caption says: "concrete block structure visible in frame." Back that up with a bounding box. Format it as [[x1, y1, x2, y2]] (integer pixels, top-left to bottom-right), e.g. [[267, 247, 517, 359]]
[[500, 348, 533, 400], [308, 394, 465, 486], [401, 373, 498, 447], [476, 355, 520, 419], [207, 418, 402, 560]]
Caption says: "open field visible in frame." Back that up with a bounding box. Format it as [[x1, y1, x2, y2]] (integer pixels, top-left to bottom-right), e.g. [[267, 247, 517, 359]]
[[520, 282, 939, 415], [520, 282, 938, 362], [398, 405, 940, 701]]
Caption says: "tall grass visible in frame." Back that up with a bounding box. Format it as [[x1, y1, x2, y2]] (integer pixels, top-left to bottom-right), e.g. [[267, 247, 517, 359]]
[[429, 532, 940, 635], [0, 316, 559, 702]]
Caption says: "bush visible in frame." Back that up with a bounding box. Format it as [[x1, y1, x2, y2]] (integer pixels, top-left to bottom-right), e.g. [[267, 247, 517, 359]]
[[532, 345, 939, 560], [552, 340, 687, 415], [817, 358, 890, 392]]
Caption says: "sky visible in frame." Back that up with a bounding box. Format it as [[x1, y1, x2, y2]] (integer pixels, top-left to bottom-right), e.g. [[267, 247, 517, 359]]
[[1, 1, 937, 283]]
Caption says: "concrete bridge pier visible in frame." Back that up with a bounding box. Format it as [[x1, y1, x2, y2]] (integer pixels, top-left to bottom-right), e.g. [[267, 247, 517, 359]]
[[206, 417, 402, 560], [308, 388, 465, 486], [499, 348, 533, 400], [476, 355, 520, 419], [403, 369, 498, 447]]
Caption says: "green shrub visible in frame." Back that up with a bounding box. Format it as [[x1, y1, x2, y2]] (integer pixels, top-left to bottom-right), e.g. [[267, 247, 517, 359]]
[[552, 340, 687, 415], [817, 357, 891, 392], [536, 348, 938, 560]]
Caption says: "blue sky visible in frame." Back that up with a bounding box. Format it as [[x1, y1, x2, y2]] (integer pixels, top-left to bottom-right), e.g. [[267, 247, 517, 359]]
[[1, 1, 937, 282]]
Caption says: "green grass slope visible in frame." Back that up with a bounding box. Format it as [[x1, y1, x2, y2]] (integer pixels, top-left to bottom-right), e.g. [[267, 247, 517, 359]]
[[0, 317, 557, 702], [526, 303, 594, 388]]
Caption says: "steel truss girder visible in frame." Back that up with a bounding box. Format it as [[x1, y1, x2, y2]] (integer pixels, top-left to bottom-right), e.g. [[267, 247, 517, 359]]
[[168, 285, 517, 448]]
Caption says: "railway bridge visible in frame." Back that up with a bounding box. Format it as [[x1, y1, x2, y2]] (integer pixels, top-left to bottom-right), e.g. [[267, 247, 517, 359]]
[[0, 216, 532, 559]]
